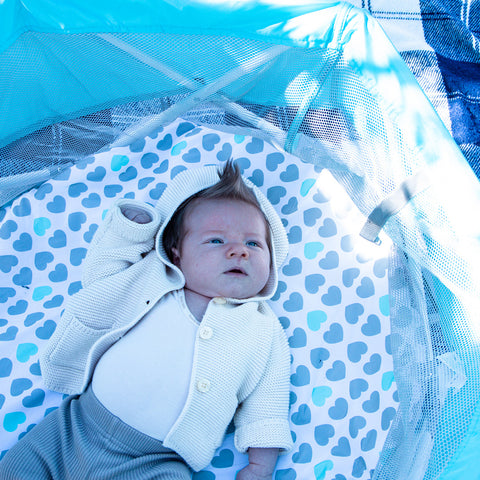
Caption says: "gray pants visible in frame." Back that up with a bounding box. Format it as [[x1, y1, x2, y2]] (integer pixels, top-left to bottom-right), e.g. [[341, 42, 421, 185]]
[[0, 385, 192, 479]]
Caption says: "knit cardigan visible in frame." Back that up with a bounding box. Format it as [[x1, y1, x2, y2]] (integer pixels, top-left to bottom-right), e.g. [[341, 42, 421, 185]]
[[40, 166, 293, 471]]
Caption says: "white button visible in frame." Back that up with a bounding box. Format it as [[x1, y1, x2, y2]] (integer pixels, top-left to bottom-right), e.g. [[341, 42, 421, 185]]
[[199, 326, 213, 340], [213, 297, 226, 305], [196, 379, 211, 393]]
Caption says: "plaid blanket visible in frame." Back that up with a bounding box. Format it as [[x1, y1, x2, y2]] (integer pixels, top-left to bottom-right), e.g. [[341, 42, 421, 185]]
[[350, 0, 480, 178]]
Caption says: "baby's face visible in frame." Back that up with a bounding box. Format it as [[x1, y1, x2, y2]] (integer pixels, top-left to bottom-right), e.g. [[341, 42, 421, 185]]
[[172, 198, 271, 300]]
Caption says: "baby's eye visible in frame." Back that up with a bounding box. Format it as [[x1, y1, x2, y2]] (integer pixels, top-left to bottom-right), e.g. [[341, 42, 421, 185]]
[[246, 240, 260, 247], [209, 238, 224, 244]]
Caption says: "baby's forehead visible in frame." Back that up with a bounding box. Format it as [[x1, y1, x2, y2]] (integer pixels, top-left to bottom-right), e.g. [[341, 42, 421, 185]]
[[184, 197, 269, 233]]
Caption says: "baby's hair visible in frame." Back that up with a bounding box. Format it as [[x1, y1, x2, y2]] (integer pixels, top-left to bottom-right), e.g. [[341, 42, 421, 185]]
[[163, 160, 269, 261]]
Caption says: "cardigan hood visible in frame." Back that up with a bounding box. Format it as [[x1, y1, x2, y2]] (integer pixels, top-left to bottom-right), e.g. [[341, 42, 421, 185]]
[[154, 165, 289, 302]]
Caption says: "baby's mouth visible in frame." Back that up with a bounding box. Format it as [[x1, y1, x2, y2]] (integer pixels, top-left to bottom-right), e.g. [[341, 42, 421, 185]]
[[225, 268, 247, 275]]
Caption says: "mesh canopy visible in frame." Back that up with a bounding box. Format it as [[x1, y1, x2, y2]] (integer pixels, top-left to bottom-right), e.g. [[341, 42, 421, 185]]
[[1, 2, 480, 479]]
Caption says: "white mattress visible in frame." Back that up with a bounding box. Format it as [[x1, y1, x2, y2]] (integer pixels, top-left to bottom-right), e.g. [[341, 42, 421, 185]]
[[0, 118, 396, 479]]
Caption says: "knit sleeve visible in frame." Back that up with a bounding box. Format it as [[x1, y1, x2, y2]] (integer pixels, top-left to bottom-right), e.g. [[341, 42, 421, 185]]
[[82, 199, 162, 287], [233, 319, 293, 453]]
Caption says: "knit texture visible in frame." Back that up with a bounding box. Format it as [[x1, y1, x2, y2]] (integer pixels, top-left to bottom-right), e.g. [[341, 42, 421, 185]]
[[40, 165, 293, 471]]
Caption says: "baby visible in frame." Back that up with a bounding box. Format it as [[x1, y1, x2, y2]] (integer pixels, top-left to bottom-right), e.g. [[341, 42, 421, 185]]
[[0, 161, 293, 479]]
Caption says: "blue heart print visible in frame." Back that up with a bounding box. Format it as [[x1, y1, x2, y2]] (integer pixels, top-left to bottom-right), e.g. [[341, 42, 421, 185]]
[[82, 193, 101, 208], [34, 251, 54, 270], [340, 234, 355, 252], [290, 365, 310, 387], [356, 277, 375, 298], [22, 388, 45, 408], [345, 303, 364, 324], [331, 437, 351, 457], [352, 456, 367, 478], [292, 443, 312, 464], [176, 122, 195, 137], [153, 159, 169, 175], [46, 195, 66, 214], [363, 354, 382, 375], [29, 361, 42, 376], [48, 263, 68, 282], [202, 133, 220, 151], [318, 218, 337, 237], [87, 166, 106, 182], [44, 295, 64, 309], [13, 267, 32, 286], [248, 169, 264, 187], [138, 177, 155, 190], [342, 268, 360, 287], [321, 286, 342, 306], [0, 326, 18, 341], [361, 314, 381, 336], [266, 152, 284, 171], [157, 134, 173, 151], [303, 208, 322, 227], [48, 230, 67, 249], [291, 404, 311, 425], [326, 360, 346, 381], [182, 148, 201, 163], [288, 328, 307, 348], [362, 391, 380, 413], [267, 185, 286, 205], [34, 183, 53, 200], [282, 197, 298, 215], [283, 292, 303, 312], [35, 320, 56, 340], [347, 341, 368, 362], [129, 137, 147, 153], [350, 378, 369, 400], [10, 378, 32, 396], [140, 152, 159, 169], [314, 424, 335, 446], [33, 217, 51, 236], [323, 323, 343, 344], [70, 248, 87, 267], [0, 220, 18, 239], [280, 164, 299, 182], [119, 166, 138, 182], [149, 182, 167, 200], [328, 398, 348, 420], [8, 300, 28, 316], [13, 233, 32, 252], [361, 430, 377, 452], [310, 347, 330, 369], [0, 287, 16, 304], [275, 468, 296, 480], [307, 310, 327, 331], [12, 198, 31, 217], [25, 312, 45, 326], [0, 358, 13, 377], [287, 225, 302, 244], [0, 255, 18, 273], [104, 184, 123, 198], [211, 449, 234, 468], [319, 251, 339, 270], [381, 407, 396, 431], [245, 137, 264, 154], [349, 416, 367, 438], [0, 121, 396, 480], [216, 142, 232, 162]]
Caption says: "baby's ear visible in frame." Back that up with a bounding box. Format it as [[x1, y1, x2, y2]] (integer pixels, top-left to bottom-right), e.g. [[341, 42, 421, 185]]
[[171, 247, 181, 266]]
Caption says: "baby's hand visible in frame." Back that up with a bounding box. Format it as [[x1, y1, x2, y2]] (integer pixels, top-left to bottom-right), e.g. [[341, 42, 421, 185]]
[[236, 465, 272, 480], [120, 206, 152, 224]]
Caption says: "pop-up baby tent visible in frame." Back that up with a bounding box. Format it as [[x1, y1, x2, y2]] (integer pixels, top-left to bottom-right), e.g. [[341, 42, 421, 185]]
[[1, 1, 480, 479]]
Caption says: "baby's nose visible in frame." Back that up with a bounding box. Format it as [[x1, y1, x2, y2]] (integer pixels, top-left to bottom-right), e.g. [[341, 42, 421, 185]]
[[227, 243, 248, 257]]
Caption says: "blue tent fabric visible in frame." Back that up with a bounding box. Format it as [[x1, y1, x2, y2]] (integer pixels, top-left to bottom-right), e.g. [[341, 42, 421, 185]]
[[1, 1, 480, 479]]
